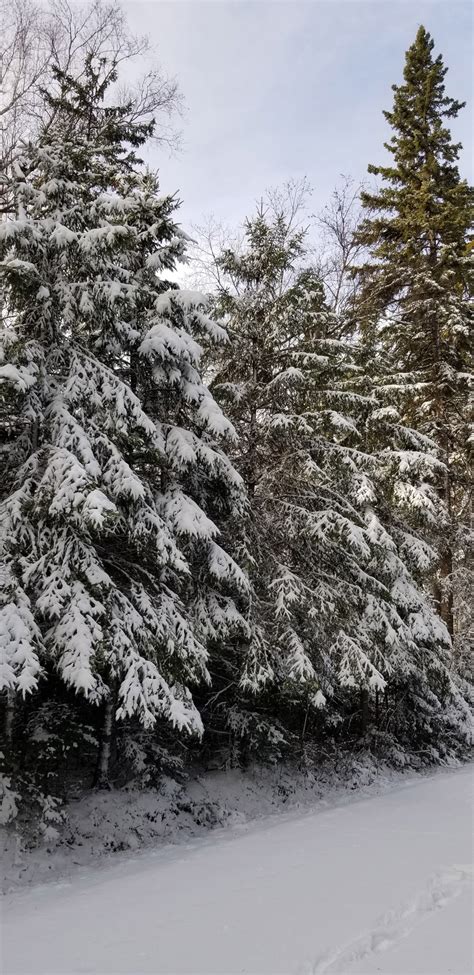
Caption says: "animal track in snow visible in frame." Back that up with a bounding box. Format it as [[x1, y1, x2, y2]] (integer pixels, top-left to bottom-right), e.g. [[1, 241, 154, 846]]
[[307, 864, 473, 974]]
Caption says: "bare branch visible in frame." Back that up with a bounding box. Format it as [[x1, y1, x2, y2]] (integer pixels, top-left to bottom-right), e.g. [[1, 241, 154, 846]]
[[0, 0, 182, 213], [187, 216, 245, 295], [314, 176, 366, 322]]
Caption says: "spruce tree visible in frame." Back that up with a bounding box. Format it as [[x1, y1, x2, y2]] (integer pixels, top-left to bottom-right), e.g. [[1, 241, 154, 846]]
[[207, 197, 466, 756], [354, 26, 474, 637], [0, 59, 247, 781]]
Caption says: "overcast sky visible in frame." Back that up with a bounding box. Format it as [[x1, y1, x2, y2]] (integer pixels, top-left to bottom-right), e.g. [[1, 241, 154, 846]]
[[123, 0, 473, 234]]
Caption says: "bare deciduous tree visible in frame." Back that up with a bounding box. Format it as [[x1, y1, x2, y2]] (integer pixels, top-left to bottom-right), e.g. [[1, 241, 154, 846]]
[[1, 0, 182, 213], [314, 176, 365, 323], [188, 215, 245, 294], [188, 178, 313, 297]]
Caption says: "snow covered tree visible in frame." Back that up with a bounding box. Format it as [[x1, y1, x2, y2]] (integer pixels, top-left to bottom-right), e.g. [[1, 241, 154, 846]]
[[348, 368, 472, 752], [0, 58, 247, 783], [204, 191, 460, 757], [1, 0, 182, 217], [354, 26, 474, 638]]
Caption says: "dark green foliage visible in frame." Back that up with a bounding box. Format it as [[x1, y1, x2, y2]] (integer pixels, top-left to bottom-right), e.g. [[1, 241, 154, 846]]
[[353, 25, 474, 638]]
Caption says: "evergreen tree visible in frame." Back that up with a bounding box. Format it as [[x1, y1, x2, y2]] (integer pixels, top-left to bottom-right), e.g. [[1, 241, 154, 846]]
[[0, 59, 247, 781], [207, 195, 466, 756], [354, 26, 474, 636], [350, 369, 472, 752]]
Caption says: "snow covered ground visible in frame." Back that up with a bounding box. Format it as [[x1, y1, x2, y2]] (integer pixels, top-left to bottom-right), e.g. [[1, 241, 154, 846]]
[[1, 757, 430, 893], [2, 765, 472, 975]]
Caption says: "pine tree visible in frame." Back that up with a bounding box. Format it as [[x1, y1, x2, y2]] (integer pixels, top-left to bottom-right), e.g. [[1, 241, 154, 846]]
[[350, 363, 472, 752], [207, 194, 465, 756], [0, 59, 247, 782], [354, 26, 474, 637]]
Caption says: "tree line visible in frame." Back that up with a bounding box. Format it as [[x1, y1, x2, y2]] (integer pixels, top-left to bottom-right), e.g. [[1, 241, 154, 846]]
[[0, 1, 472, 832]]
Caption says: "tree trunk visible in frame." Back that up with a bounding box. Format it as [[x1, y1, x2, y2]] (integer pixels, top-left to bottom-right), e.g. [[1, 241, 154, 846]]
[[437, 388, 455, 638], [433, 541, 454, 638], [360, 688, 369, 735], [3, 688, 15, 744], [440, 548, 454, 638], [94, 695, 115, 789], [130, 348, 138, 394], [247, 341, 258, 500]]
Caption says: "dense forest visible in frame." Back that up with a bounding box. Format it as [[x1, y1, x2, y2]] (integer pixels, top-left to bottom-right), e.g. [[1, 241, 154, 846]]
[[0, 0, 472, 838]]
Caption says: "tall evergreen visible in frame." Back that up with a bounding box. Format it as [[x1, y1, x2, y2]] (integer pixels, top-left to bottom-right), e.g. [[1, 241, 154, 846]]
[[354, 26, 474, 636], [0, 59, 247, 781], [206, 199, 466, 757]]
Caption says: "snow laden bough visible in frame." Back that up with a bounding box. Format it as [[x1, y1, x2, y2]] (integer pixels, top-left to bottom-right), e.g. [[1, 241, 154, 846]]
[[0, 68, 249, 786], [208, 204, 472, 753]]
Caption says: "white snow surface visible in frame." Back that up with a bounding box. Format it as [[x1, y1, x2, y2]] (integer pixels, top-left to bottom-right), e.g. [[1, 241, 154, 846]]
[[1, 764, 472, 975]]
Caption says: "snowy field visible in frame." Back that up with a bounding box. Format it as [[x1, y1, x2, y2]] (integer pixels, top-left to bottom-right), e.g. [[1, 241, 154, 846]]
[[1, 765, 472, 975]]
